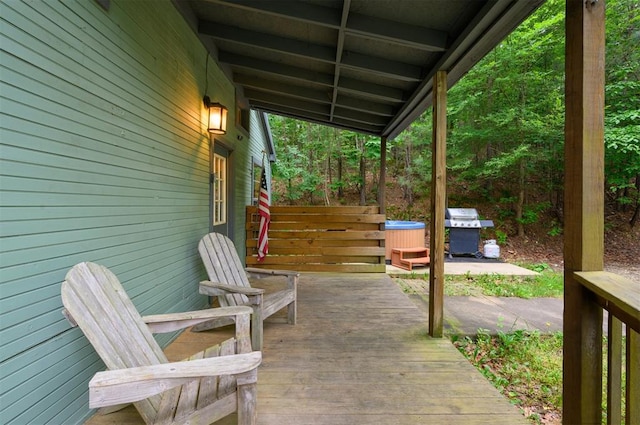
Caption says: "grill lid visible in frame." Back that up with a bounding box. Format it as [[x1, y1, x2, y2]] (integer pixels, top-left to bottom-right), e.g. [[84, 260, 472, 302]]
[[445, 208, 481, 228]]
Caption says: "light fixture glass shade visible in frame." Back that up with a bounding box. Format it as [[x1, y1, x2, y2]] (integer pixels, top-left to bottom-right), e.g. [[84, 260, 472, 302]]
[[207, 102, 228, 135]]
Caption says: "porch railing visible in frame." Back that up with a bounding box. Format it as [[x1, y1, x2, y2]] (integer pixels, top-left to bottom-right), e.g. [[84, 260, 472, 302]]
[[572, 271, 639, 424], [245, 205, 385, 272]]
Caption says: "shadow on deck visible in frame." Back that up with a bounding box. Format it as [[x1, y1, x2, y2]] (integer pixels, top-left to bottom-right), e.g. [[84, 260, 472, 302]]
[[86, 273, 527, 425]]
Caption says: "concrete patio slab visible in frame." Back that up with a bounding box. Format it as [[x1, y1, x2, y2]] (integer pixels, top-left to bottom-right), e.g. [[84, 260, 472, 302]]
[[387, 261, 538, 277]]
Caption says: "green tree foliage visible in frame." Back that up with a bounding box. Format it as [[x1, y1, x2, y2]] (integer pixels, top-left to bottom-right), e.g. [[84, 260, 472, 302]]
[[268, 116, 306, 204], [447, 0, 565, 236], [604, 1, 640, 225], [388, 113, 433, 208], [268, 115, 382, 205]]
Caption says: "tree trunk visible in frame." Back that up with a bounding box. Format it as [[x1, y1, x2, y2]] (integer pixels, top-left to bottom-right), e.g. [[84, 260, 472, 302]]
[[484, 67, 495, 193], [307, 124, 314, 205], [485, 144, 493, 193], [404, 145, 413, 205], [515, 72, 528, 238], [359, 153, 366, 205], [516, 159, 525, 237], [356, 135, 366, 205], [630, 204, 639, 228], [555, 185, 564, 222], [324, 153, 331, 206], [309, 149, 314, 205], [630, 174, 640, 227], [327, 149, 332, 186], [337, 130, 344, 199], [337, 154, 343, 199], [288, 178, 294, 205]]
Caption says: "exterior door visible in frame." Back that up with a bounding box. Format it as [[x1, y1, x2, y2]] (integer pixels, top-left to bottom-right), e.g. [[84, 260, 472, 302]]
[[210, 142, 233, 237]]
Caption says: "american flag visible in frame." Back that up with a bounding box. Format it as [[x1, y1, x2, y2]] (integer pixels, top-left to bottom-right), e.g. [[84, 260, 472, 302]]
[[257, 167, 270, 261]]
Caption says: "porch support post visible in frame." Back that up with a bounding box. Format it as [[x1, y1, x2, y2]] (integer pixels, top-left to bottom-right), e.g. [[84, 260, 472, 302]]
[[379, 136, 387, 267], [379, 136, 387, 215], [563, 0, 606, 423], [429, 70, 447, 337]]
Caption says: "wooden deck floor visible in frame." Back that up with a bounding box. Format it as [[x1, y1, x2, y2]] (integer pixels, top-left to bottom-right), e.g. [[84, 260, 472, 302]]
[[86, 273, 527, 425]]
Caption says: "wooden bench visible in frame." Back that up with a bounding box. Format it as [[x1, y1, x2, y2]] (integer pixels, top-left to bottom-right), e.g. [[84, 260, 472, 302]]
[[391, 247, 430, 271]]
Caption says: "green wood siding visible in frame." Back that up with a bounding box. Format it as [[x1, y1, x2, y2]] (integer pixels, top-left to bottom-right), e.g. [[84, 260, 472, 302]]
[[0, 1, 259, 423]]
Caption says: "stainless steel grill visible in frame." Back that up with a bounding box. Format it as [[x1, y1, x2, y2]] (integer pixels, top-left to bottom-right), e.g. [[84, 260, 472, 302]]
[[445, 208, 493, 257]]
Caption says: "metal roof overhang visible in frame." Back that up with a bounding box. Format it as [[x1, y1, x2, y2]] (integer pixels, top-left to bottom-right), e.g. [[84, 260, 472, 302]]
[[175, 0, 545, 140]]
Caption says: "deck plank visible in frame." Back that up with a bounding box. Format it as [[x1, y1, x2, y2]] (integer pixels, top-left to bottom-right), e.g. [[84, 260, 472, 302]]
[[86, 273, 527, 424]]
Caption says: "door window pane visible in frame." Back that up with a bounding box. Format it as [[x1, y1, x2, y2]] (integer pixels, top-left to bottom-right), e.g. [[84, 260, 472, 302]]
[[213, 153, 227, 225]]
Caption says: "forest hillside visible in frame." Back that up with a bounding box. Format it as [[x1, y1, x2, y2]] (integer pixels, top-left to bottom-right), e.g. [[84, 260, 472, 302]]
[[267, 0, 639, 278]]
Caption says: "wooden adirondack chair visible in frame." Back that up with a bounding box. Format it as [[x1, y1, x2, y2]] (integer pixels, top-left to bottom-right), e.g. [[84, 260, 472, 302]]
[[195, 232, 298, 350], [61, 262, 261, 425]]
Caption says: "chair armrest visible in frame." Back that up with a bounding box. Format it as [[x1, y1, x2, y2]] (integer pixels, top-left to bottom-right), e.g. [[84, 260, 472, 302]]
[[245, 268, 299, 291], [89, 351, 261, 408], [199, 281, 265, 296], [245, 267, 299, 278], [142, 306, 253, 333]]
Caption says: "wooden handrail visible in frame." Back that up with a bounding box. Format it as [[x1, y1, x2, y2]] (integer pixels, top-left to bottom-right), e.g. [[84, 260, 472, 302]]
[[572, 271, 639, 425], [573, 271, 640, 332]]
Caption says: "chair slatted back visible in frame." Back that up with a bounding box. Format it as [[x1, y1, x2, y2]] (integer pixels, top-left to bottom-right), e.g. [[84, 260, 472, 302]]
[[198, 233, 251, 306], [61, 262, 167, 422]]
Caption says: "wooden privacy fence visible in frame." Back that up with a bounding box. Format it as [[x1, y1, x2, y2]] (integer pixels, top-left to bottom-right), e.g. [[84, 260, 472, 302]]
[[246, 206, 385, 272]]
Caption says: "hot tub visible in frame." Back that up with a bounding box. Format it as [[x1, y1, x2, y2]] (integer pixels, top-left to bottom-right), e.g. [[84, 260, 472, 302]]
[[385, 220, 426, 262]]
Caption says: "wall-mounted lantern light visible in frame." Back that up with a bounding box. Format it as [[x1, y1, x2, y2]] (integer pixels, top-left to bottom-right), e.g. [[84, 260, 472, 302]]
[[203, 95, 228, 135]]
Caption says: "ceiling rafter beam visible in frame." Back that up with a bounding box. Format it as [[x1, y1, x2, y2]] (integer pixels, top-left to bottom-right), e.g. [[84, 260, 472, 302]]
[[244, 90, 331, 115], [199, 22, 336, 62], [218, 52, 334, 86], [335, 95, 395, 117], [346, 12, 447, 52], [212, 0, 447, 51], [200, 21, 422, 81], [251, 101, 329, 122], [329, 0, 351, 121], [338, 77, 406, 103], [211, 0, 341, 28], [220, 51, 406, 103], [245, 89, 387, 128], [244, 82, 390, 126], [253, 104, 381, 136], [234, 73, 333, 104], [332, 117, 385, 133], [332, 106, 389, 127], [248, 97, 385, 133], [236, 74, 397, 119], [341, 50, 422, 82]]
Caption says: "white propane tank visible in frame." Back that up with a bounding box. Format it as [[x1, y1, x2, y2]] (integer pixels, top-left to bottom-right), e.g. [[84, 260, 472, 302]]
[[483, 239, 500, 259]]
